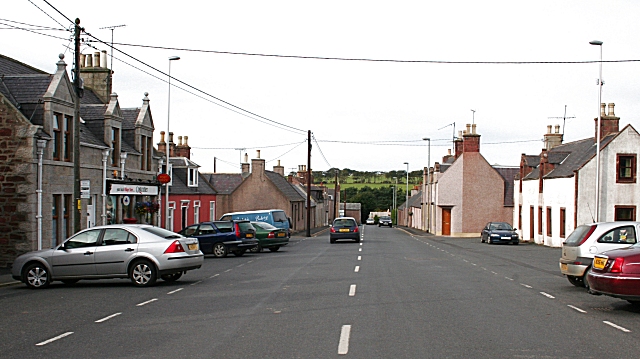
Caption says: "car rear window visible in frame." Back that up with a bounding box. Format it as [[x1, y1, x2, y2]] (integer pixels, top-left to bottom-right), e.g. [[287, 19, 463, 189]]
[[213, 221, 233, 233], [142, 226, 183, 239], [237, 222, 255, 232], [334, 219, 356, 227], [273, 211, 287, 222], [253, 222, 276, 230], [563, 225, 595, 246]]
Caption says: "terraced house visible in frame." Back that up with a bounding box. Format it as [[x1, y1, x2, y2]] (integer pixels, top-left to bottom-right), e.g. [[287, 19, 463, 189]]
[[0, 52, 162, 268]]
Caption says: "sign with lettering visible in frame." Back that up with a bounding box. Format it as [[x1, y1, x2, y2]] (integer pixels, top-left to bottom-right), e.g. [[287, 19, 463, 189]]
[[80, 180, 90, 199], [110, 183, 159, 196]]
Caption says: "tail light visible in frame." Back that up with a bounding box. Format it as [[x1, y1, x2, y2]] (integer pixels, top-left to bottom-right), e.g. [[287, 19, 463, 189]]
[[577, 225, 597, 246], [354, 226, 359, 233], [268, 232, 275, 238], [164, 240, 185, 254], [330, 227, 336, 233], [609, 257, 624, 273], [235, 223, 241, 237]]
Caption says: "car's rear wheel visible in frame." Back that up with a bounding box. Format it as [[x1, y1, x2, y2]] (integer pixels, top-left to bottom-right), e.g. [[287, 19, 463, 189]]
[[250, 245, 262, 253], [268, 246, 280, 252], [567, 275, 583, 287], [627, 300, 640, 306], [232, 250, 246, 257], [161, 272, 183, 282], [330, 238, 336, 244], [582, 270, 590, 290], [130, 260, 157, 287], [23, 262, 50, 289], [512, 240, 519, 245], [61, 279, 80, 285], [212, 243, 228, 258]]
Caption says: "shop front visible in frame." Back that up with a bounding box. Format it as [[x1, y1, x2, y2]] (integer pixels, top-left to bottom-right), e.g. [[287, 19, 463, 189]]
[[107, 180, 161, 225]]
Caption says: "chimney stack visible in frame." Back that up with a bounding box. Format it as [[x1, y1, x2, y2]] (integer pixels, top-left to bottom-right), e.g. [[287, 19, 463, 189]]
[[544, 124, 563, 150], [454, 131, 464, 159], [273, 159, 285, 176], [462, 123, 480, 153], [595, 102, 620, 139], [241, 153, 250, 175]]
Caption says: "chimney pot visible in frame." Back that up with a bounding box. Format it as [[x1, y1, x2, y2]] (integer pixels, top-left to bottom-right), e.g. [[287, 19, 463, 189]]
[[80, 54, 86, 68], [447, 149, 451, 155], [277, 159, 281, 166], [257, 150, 261, 159], [554, 124, 560, 134], [466, 124, 471, 134], [184, 136, 188, 146], [472, 123, 477, 134], [94, 52, 100, 67], [547, 125, 552, 134], [244, 153, 248, 163], [608, 103, 615, 116], [86, 54, 93, 67], [101, 50, 108, 69], [178, 136, 183, 146], [601, 103, 606, 116]]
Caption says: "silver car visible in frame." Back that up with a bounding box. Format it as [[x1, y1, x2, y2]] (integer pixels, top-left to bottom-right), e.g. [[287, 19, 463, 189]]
[[11, 224, 203, 288], [560, 221, 639, 288]]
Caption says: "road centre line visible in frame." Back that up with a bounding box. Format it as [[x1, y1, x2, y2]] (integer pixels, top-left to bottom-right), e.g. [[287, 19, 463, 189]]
[[224, 269, 232, 273], [540, 292, 555, 299], [36, 332, 73, 346], [210, 274, 219, 278], [349, 285, 356, 296], [95, 313, 122, 323], [237, 263, 245, 267], [603, 321, 631, 332], [190, 280, 202, 286], [505, 277, 514, 281], [137, 298, 158, 306], [167, 288, 183, 295], [491, 271, 498, 275], [567, 305, 587, 313], [520, 284, 532, 288], [355, 266, 360, 272], [338, 325, 352, 355], [357, 256, 361, 261], [359, 248, 362, 252]]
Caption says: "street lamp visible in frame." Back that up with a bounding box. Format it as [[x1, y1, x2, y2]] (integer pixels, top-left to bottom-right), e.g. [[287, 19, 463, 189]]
[[590, 40, 603, 222], [392, 176, 397, 220], [165, 55, 180, 229], [403, 162, 409, 227], [422, 138, 430, 232]]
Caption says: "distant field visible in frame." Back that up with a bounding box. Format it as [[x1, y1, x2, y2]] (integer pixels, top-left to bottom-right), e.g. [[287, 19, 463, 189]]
[[324, 183, 395, 190]]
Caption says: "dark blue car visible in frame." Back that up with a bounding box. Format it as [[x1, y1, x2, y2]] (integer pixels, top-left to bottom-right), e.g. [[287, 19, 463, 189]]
[[179, 220, 258, 257], [481, 222, 519, 245]]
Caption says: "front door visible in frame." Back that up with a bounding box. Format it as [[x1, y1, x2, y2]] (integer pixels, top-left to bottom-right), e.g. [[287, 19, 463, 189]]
[[51, 229, 101, 277], [530, 206, 534, 240], [442, 208, 451, 236]]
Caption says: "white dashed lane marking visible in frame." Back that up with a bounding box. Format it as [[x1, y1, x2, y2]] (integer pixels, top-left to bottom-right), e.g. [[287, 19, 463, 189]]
[[36, 332, 73, 346], [568, 305, 587, 313], [338, 325, 352, 355], [540, 292, 555, 299], [167, 288, 183, 295], [349, 285, 356, 296], [136, 298, 158, 307], [603, 321, 631, 333], [95, 313, 121, 323], [354, 266, 360, 272]]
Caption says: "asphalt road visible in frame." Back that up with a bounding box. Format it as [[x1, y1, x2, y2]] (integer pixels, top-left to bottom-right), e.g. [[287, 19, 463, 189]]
[[2, 226, 640, 358]]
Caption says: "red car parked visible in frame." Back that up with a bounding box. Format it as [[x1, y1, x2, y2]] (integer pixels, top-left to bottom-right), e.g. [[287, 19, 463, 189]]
[[587, 242, 640, 304]]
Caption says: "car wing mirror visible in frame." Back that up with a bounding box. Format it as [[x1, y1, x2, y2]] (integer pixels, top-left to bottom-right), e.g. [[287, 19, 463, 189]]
[[513, 228, 518, 231]]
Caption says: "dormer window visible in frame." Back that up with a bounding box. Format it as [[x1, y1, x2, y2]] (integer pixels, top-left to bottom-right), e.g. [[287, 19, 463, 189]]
[[188, 167, 198, 187]]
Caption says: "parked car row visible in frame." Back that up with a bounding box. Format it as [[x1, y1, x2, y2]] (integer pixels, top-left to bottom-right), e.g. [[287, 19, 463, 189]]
[[558, 221, 640, 305]]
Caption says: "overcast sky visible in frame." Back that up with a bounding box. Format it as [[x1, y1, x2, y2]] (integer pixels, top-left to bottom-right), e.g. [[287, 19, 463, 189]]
[[3, 1, 640, 174]]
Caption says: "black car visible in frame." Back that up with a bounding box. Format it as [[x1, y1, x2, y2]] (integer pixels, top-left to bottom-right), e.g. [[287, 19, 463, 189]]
[[330, 217, 360, 243], [179, 220, 258, 257], [378, 216, 392, 227], [481, 222, 519, 245]]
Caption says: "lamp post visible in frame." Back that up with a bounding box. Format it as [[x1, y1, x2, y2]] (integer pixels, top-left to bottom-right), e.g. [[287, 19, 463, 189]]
[[392, 176, 397, 222], [101, 149, 110, 225], [590, 40, 603, 222], [165, 55, 180, 229], [422, 138, 430, 232], [403, 162, 409, 227]]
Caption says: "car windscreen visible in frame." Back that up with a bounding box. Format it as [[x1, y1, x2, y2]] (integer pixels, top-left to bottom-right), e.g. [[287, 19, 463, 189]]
[[380, 216, 391, 220], [142, 226, 183, 239], [490, 223, 512, 230], [563, 225, 594, 246]]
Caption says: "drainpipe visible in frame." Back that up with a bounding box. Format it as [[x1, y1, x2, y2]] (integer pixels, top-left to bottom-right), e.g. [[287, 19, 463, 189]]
[[102, 149, 110, 225], [36, 139, 47, 250], [158, 158, 164, 226], [120, 152, 128, 178]]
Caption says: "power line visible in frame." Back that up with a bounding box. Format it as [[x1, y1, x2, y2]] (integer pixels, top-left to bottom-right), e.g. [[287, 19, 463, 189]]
[[0, 18, 68, 30], [191, 141, 306, 150], [312, 134, 332, 168], [86, 40, 640, 65], [0, 22, 70, 40], [30, 0, 69, 30], [266, 140, 307, 164]]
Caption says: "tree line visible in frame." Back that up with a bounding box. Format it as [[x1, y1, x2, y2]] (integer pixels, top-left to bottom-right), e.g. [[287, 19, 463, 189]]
[[310, 168, 423, 185]]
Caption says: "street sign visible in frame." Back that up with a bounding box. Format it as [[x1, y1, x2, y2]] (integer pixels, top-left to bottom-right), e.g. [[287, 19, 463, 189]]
[[80, 180, 90, 199]]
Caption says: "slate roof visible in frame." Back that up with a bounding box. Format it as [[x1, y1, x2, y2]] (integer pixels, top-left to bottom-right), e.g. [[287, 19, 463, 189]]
[[170, 157, 200, 168], [79, 124, 108, 147], [0, 54, 46, 75], [80, 88, 105, 105], [121, 108, 140, 130], [164, 169, 216, 195], [0, 75, 52, 126], [523, 134, 616, 180], [493, 167, 519, 207], [399, 190, 423, 209], [204, 173, 243, 194], [292, 183, 316, 207], [265, 171, 305, 202], [523, 155, 539, 167]]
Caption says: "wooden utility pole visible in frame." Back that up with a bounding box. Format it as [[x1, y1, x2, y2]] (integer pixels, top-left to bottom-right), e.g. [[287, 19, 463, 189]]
[[73, 18, 82, 233], [306, 130, 311, 237], [334, 169, 339, 221]]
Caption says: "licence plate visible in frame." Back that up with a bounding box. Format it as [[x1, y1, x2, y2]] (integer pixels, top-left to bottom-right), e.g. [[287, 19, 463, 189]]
[[501, 237, 511, 240], [561, 263, 567, 271], [339, 228, 350, 232], [277, 232, 285, 237], [594, 257, 607, 269], [246, 233, 254, 238], [188, 243, 198, 251]]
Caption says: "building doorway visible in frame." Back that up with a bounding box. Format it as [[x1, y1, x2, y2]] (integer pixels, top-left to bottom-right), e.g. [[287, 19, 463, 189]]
[[442, 208, 451, 236]]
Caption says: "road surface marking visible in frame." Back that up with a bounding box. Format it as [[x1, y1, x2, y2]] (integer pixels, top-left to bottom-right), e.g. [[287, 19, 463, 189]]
[[338, 325, 352, 355], [491, 271, 498, 275], [520, 284, 532, 288], [505, 277, 514, 281], [360, 243, 363, 246], [210, 274, 219, 278], [349, 285, 356, 296], [481, 267, 487, 271], [359, 248, 362, 252], [568, 305, 586, 313], [36, 332, 73, 346], [540, 292, 555, 299], [95, 313, 122, 323], [471, 263, 477, 266], [190, 280, 202, 286], [463, 259, 469, 263], [137, 298, 158, 306], [357, 256, 361, 261], [355, 266, 360, 272], [167, 288, 183, 295], [224, 269, 232, 273], [237, 263, 245, 267], [603, 321, 631, 332]]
